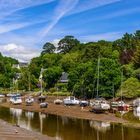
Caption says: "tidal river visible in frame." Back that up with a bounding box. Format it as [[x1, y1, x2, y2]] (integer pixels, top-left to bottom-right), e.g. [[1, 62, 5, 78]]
[[0, 106, 139, 140]]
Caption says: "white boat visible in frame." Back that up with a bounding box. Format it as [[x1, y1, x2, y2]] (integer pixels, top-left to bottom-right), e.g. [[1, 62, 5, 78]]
[[0, 94, 5, 98], [91, 58, 110, 113], [91, 99, 110, 113], [10, 95, 22, 105], [133, 103, 140, 120], [133, 98, 140, 107], [54, 99, 63, 104], [25, 96, 34, 105], [63, 96, 79, 105]]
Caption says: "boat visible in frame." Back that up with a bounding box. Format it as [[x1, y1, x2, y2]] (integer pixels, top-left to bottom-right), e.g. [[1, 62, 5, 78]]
[[91, 57, 110, 113], [25, 96, 34, 106], [133, 98, 140, 107], [54, 99, 63, 104], [91, 98, 110, 113], [0, 94, 5, 98], [117, 101, 129, 111], [10, 94, 22, 105], [63, 96, 80, 105], [133, 103, 140, 120], [117, 72, 129, 111], [40, 102, 48, 108], [79, 100, 89, 107], [38, 95, 46, 103]]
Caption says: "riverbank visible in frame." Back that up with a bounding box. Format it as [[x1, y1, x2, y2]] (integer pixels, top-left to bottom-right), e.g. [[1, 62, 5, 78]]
[[0, 96, 127, 124], [0, 119, 54, 140]]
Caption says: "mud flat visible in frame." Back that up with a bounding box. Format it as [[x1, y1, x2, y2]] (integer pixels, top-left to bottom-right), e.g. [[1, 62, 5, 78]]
[[0, 119, 54, 140], [1, 96, 126, 123]]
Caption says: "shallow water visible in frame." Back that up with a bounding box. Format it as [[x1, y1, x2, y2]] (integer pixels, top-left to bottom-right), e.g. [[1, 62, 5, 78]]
[[0, 106, 140, 140]]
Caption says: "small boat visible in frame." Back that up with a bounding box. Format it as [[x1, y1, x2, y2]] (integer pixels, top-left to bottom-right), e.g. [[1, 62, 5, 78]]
[[91, 99, 110, 113], [134, 103, 140, 120], [10, 95, 22, 105], [117, 101, 129, 111], [40, 102, 48, 108], [63, 96, 80, 105], [110, 101, 119, 108], [54, 99, 63, 105], [38, 95, 46, 103], [0, 94, 5, 98], [25, 96, 34, 106], [133, 98, 140, 107], [79, 100, 89, 107]]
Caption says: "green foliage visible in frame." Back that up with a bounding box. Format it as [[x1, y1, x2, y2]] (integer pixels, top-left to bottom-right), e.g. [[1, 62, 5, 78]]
[[117, 77, 140, 98], [2, 30, 140, 98], [122, 63, 134, 78], [0, 54, 18, 89], [41, 42, 56, 55], [41, 53, 62, 68], [60, 52, 80, 72], [43, 66, 63, 89], [58, 35, 80, 54], [133, 45, 140, 68]]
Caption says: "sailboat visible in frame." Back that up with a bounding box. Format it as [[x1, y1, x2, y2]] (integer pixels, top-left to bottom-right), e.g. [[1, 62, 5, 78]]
[[117, 71, 129, 111], [91, 57, 110, 113]]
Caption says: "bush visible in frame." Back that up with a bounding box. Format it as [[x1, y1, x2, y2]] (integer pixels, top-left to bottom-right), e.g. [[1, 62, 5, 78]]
[[116, 77, 140, 98]]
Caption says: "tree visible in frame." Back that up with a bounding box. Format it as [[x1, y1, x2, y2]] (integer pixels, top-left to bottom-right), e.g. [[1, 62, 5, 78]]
[[58, 36, 80, 54], [41, 53, 62, 68], [60, 52, 80, 72], [43, 66, 63, 89], [116, 77, 140, 98], [41, 42, 55, 55], [133, 45, 140, 68]]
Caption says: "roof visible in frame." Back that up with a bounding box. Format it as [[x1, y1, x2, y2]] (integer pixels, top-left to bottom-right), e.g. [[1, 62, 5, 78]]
[[59, 72, 68, 83]]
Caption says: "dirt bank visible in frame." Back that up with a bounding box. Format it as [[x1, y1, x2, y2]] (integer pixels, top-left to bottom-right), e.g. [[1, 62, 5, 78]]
[[0, 96, 127, 124], [0, 119, 54, 140]]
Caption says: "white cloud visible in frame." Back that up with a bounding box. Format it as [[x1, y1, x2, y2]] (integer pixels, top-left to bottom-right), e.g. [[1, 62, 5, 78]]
[[0, 43, 40, 62], [0, 0, 55, 19], [51, 39, 60, 48], [80, 32, 123, 42]]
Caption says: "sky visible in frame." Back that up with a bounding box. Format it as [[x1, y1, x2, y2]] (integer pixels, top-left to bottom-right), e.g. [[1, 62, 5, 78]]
[[0, 0, 140, 62]]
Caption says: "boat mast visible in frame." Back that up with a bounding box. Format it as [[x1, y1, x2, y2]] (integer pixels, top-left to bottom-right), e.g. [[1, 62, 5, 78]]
[[97, 56, 100, 98], [121, 71, 123, 102]]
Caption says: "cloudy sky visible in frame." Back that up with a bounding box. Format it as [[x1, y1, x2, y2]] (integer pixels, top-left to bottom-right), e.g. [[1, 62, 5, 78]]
[[0, 0, 140, 62]]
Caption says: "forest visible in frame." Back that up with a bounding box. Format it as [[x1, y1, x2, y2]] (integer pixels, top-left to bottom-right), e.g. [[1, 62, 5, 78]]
[[1, 30, 140, 99]]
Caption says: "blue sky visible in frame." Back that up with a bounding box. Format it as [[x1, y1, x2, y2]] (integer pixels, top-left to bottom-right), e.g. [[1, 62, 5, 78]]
[[0, 0, 140, 62]]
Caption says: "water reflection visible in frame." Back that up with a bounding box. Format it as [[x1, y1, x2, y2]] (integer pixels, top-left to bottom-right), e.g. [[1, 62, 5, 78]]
[[10, 108, 22, 117], [89, 120, 110, 132], [0, 107, 139, 140], [25, 111, 34, 130], [10, 108, 22, 125], [39, 112, 47, 133], [25, 111, 34, 119]]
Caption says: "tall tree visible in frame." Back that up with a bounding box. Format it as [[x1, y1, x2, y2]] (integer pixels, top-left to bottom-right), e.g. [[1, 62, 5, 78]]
[[41, 42, 55, 55], [58, 35, 80, 54]]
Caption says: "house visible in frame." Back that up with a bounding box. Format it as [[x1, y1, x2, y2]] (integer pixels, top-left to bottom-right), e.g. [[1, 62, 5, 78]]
[[59, 72, 68, 83], [12, 62, 28, 69]]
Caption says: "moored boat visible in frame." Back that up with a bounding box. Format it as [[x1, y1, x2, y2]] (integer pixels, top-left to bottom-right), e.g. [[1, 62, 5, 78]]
[[54, 99, 63, 104], [25, 96, 34, 105], [63, 96, 79, 105]]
